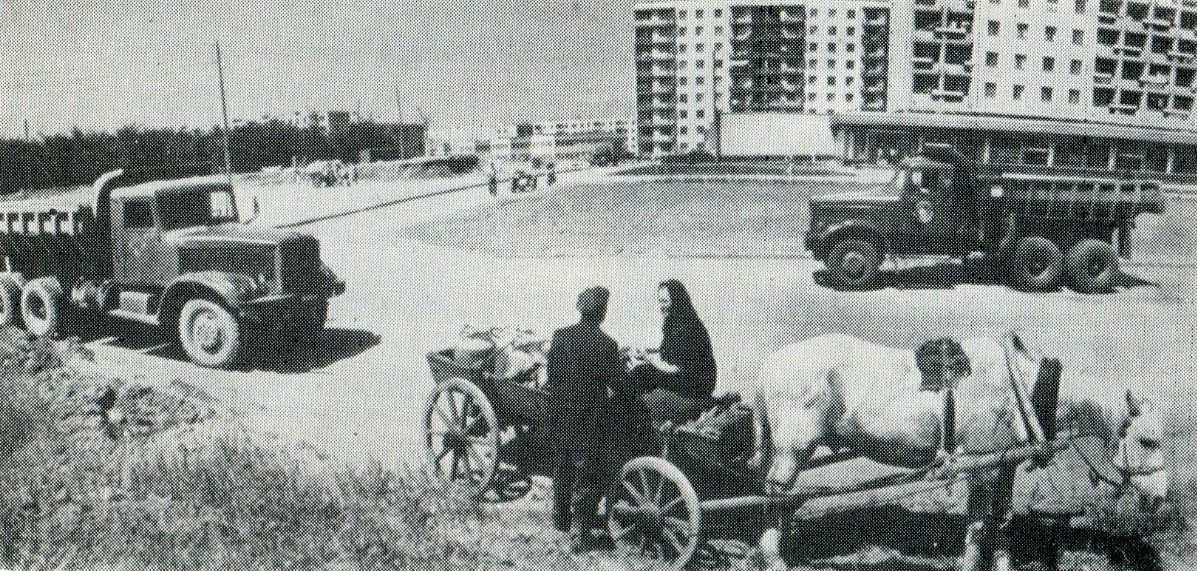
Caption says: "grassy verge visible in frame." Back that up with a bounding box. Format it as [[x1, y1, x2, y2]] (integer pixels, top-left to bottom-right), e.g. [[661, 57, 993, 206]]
[[0, 328, 596, 571]]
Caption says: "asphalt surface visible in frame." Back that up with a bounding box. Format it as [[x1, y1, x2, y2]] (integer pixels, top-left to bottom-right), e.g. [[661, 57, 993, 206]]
[[82, 173, 1197, 478]]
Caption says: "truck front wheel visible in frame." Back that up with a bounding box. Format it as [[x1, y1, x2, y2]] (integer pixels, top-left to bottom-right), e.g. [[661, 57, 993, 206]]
[[20, 277, 65, 337], [178, 299, 242, 368], [826, 239, 882, 289], [1066, 240, 1119, 294], [1009, 237, 1064, 291]]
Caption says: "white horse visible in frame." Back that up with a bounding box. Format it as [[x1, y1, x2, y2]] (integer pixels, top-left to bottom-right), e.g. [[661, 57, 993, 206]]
[[731, 333, 1169, 571]]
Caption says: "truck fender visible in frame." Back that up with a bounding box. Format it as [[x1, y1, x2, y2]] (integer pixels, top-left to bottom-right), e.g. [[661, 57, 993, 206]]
[[815, 222, 886, 260], [158, 271, 260, 327]]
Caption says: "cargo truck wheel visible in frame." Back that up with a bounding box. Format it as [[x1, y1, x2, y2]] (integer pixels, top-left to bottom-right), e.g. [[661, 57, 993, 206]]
[[826, 239, 882, 289], [20, 277, 64, 337], [1010, 237, 1063, 291], [0, 276, 23, 328], [1066, 240, 1119, 294], [178, 299, 242, 368]]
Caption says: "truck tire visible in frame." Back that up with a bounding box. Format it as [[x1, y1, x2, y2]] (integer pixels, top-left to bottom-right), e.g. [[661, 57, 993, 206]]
[[826, 239, 882, 289], [178, 299, 243, 368], [1009, 237, 1064, 291], [20, 277, 65, 337], [0, 276, 23, 328], [1066, 239, 1119, 294]]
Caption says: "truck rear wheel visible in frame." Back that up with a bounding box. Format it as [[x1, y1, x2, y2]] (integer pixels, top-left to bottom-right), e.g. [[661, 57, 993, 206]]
[[1009, 237, 1063, 291], [178, 299, 242, 368], [826, 239, 882, 289], [1066, 239, 1119, 294], [0, 275, 24, 328], [20, 277, 65, 337]]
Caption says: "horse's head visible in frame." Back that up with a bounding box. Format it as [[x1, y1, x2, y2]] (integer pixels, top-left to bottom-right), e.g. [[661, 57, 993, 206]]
[[1112, 389, 1169, 511]]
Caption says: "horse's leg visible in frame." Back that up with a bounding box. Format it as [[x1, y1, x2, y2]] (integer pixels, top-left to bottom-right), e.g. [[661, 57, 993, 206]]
[[960, 475, 995, 571], [758, 411, 824, 571], [990, 467, 1019, 571]]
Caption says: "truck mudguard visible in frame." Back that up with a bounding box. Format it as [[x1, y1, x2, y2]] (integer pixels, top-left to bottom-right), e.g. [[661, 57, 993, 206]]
[[813, 221, 887, 258], [158, 271, 262, 322]]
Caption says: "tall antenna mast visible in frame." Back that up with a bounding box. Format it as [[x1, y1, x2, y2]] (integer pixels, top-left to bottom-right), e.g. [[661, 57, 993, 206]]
[[394, 85, 406, 159], [215, 42, 233, 181]]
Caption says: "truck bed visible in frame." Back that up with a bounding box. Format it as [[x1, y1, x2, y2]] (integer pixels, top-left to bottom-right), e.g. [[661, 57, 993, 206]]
[[0, 198, 90, 236], [998, 173, 1164, 221]]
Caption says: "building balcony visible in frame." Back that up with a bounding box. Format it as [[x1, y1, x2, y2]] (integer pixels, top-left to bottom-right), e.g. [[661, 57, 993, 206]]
[[1115, 45, 1144, 56], [936, 62, 971, 74], [912, 55, 936, 69], [914, 29, 936, 42], [779, 11, 803, 23], [1141, 73, 1172, 86], [864, 82, 887, 94], [1107, 101, 1142, 112], [935, 25, 971, 37], [1168, 49, 1196, 61], [1146, 16, 1175, 28], [1094, 71, 1115, 84], [865, 14, 889, 26], [931, 88, 968, 100]]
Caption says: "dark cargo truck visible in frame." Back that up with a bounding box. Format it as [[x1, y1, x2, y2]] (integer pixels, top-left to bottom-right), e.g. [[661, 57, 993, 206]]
[[805, 148, 1165, 292], [0, 170, 345, 368]]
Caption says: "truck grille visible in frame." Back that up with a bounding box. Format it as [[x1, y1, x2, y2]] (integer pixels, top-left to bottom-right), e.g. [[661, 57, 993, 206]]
[[180, 245, 276, 283], [278, 237, 321, 293]]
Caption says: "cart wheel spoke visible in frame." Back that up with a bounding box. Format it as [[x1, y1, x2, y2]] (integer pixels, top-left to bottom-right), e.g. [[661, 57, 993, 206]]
[[653, 470, 666, 504], [623, 479, 651, 507], [659, 495, 684, 515], [664, 516, 693, 537], [435, 443, 453, 462], [663, 527, 687, 557], [434, 403, 456, 432], [636, 468, 651, 499], [449, 451, 460, 480], [445, 392, 461, 425]]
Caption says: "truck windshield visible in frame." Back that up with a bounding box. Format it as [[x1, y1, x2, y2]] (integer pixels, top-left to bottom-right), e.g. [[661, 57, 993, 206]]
[[159, 189, 239, 229]]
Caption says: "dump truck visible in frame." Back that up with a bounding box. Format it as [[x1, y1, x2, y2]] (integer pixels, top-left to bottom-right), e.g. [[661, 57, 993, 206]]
[[805, 148, 1165, 292], [0, 170, 345, 367]]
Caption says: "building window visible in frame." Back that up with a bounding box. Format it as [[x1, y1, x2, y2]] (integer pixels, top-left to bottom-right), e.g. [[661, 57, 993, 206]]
[[696, 43, 704, 52], [679, 110, 688, 119], [1075, 0, 1085, 12], [828, 76, 836, 85], [988, 21, 1000, 35], [714, 9, 722, 17], [1072, 29, 1083, 44], [828, 43, 836, 53], [1017, 23, 1028, 39], [829, 9, 836, 17], [1070, 59, 1082, 74], [678, 10, 686, 19], [848, 9, 856, 18], [1019, 0, 1029, 6], [1041, 87, 1053, 101], [679, 61, 688, 71], [827, 59, 835, 68], [846, 93, 854, 102], [1045, 26, 1057, 41], [810, 25, 818, 34], [715, 26, 724, 35], [808, 92, 816, 100], [809, 8, 817, 16], [846, 60, 855, 69], [696, 9, 703, 18], [1015, 54, 1027, 69], [830, 26, 837, 35], [696, 76, 704, 85], [985, 82, 997, 97], [810, 42, 818, 52], [847, 27, 855, 35], [695, 93, 703, 102], [696, 110, 705, 118], [695, 26, 704, 35], [1043, 57, 1055, 71], [679, 94, 688, 103], [696, 59, 705, 68], [680, 77, 688, 86], [986, 52, 999, 66], [680, 127, 688, 135], [1069, 89, 1081, 103], [1013, 84, 1025, 99], [715, 58, 724, 68], [845, 76, 854, 86], [847, 43, 856, 52], [809, 75, 817, 84], [809, 59, 817, 67], [678, 27, 686, 36], [827, 93, 834, 101]]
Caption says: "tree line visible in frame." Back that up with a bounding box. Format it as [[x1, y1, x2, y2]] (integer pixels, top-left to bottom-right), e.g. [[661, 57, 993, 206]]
[[0, 121, 425, 194]]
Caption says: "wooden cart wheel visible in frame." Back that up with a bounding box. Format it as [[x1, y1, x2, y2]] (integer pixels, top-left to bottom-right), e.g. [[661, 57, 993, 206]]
[[608, 456, 702, 571], [424, 378, 500, 498]]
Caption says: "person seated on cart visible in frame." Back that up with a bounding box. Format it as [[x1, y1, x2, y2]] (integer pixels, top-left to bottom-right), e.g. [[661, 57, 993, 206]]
[[628, 279, 718, 425], [544, 286, 625, 550]]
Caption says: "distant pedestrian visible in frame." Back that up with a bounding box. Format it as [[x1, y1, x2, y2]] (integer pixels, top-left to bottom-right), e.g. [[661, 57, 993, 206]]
[[544, 286, 624, 551]]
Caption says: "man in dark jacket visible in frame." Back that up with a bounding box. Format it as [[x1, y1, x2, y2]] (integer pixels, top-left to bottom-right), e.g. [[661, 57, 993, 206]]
[[545, 286, 623, 547]]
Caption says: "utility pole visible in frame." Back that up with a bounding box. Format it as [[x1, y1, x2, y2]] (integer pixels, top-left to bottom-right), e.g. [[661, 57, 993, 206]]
[[394, 85, 406, 159], [215, 42, 233, 181], [23, 119, 31, 192]]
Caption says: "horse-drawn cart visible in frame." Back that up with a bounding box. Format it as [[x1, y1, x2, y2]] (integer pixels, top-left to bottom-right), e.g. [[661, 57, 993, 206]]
[[423, 327, 552, 502]]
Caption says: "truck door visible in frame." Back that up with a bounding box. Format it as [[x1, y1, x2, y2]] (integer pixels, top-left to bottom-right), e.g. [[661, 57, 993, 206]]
[[111, 198, 173, 287], [905, 167, 967, 254]]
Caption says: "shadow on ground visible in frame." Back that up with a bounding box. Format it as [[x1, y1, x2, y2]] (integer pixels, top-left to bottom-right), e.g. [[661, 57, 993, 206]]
[[67, 318, 379, 374], [813, 262, 1160, 293], [694, 505, 1165, 571]]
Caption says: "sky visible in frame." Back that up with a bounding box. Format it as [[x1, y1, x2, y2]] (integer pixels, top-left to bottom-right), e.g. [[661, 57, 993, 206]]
[[0, 0, 637, 138]]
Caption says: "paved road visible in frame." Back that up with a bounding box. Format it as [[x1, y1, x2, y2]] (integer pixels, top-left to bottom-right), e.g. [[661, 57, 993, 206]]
[[84, 174, 1197, 471]]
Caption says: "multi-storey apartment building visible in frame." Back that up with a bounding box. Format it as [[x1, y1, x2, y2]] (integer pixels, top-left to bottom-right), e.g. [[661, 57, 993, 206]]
[[635, 0, 892, 156], [635, 0, 1197, 175]]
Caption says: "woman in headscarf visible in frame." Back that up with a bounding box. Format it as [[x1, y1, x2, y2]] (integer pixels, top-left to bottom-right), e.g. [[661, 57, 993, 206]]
[[631, 279, 718, 424]]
